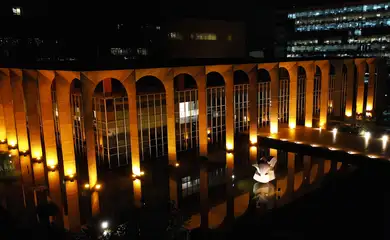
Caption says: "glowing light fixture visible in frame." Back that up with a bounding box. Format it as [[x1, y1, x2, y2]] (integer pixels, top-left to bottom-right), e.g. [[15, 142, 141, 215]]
[[311, 144, 319, 147], [64, 169, 76, 182], [328, 147, 338, 151], [368, 155, 378, 158], [226, 142, 233, 152], [101, 221, 109, 230], [8, 141, 17, 149], [175, 163, 180, 167], [347, 151, 357, 155], [364, 131, 371, 139], [94, 184, 102, 191], [84, 183, 90, 189], [345, 111, 352, 117], [332, 128, 338, 134], [47, 159, 57, 172], [295, 141, 302, 144], [207, 129, 211, 135], [0, 139, 6, 144], [250, 137, 257, 145], [382, 135, 388, 142]]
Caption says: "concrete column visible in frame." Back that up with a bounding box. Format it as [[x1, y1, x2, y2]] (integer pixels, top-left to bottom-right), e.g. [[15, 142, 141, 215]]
[[332, 63, 343, 117], [37, 71, 63, 225], [287, 152, 295, 197], [366, 62, 376, 112], [10, 70, 29, 153], [304, 64, 315, 128], [164, 72, 177, 165], [345, 62, 355, 118], [355, 59, 366, 115], [0, 69, 17, 147], [23, 70, 45, 185], [269, 65, 279, 134], [319, 61, 330, 129], [375, 59, 388, 119], [248, 68, 258, 143], [80, 74, 100, 216], [10, 69, 35, 211], [196, 69, 208, 156], [55, 72, 80, 231], [249, 146, 257, 164], [199, 162, 209, 230], [0, 90, 6, 141], [224, 69, 234, 150], [288, 65, 298, 129], [123, 73, 141, 175]]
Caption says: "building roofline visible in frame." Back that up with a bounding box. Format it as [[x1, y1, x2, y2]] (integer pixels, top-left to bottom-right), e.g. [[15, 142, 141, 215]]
[[0, 57, 360, 71], [287, 0, 389, 14]]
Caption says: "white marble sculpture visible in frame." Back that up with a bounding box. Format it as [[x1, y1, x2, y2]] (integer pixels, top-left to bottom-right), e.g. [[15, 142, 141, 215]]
[[252, 156, 277, 183]]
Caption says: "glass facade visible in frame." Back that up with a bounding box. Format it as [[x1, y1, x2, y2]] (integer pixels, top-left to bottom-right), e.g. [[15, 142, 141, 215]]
[[287, 2, 390, 65]]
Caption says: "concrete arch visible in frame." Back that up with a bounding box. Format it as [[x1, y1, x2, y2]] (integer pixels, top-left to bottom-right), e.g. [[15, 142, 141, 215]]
[[257, 68, 271, 82], [233, 69, 249, 85], [206, 71, 225, 87], [174, 73, 197, 90]]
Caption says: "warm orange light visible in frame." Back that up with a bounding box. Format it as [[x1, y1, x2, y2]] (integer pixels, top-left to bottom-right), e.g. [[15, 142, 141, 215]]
[[95, 184, 101, 190], [0, 139, 6, 143], [9, 141, 16, 146], [84, 183, 90, 189], [289, 122, 296, 129], [366, 105, 373, 111], [226, 142, 233, 151], [345, 111, 352, 117], [47, 159, 57, 171], [207, 129, 211, 135], [175, 163, 179, 167], [305, 123, 312, 128], [66, 169, 75, 179], [270, 124, 278, 134], [250, 137, 257, 145]]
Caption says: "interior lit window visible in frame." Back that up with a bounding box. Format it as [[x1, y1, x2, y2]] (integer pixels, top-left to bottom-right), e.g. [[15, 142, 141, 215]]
[[168, 32, 183, 40], [191, 33, 217, 41], [227, 34, 232, 41], [12, 7, 22, 16]]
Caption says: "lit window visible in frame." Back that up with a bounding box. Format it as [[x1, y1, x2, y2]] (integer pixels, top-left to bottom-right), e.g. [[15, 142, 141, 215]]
[[12, 7, 22, 16], [137, 48, 148, 56], [191, 33, 217, 40], [227, 34, 232, 41], [168, 32, 183, 40]]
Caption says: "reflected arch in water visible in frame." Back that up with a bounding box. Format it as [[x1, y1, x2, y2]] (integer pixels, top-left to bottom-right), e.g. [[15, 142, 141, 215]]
[[135, 76, 168, 161]]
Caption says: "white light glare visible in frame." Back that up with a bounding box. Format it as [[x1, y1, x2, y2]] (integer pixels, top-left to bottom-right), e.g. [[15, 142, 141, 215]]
[[364, 131, 371, 139], [332, 128, 337, 134], [382, 135, 388, 142], [101, 221, 109, 230]]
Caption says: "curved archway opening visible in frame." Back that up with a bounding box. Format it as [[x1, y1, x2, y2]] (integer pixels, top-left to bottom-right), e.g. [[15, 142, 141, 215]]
[[93, 78, 129, 169], [257, 69, 271, 128], [363, 62, 370, 115], [174, 74, 199, 153], [136, 76, 167, 162], [297, 66, 306, 126], [341, 64, 348, 116], [233, 70, 250, 133], [279, 67, 290, 124], [206, 72, 226, 145]]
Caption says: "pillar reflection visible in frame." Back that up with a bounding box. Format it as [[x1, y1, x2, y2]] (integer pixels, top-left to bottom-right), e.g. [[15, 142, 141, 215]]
[[249, 146, 258, 165], [199, 161, 209, 231], [133, 179, 142, 208], [225, 153, 234, 226]]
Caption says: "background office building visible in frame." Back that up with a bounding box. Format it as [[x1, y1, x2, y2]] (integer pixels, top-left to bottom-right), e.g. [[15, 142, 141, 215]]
[[286, 2, 390, 65]]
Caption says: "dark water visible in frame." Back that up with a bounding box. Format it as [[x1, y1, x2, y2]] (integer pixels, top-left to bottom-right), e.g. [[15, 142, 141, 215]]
[[1, 142, 390, 239]]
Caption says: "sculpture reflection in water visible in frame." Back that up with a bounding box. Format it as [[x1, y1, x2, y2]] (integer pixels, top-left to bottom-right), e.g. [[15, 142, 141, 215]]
[[252, 155, 277, 183]]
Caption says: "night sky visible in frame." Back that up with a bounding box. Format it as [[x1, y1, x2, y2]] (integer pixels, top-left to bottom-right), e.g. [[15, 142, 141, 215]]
[[0, 0, 366, 19]]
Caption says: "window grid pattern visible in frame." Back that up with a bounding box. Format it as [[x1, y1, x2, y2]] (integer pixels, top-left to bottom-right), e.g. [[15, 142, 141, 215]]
[[71, 93, 85, 155], [279, 79, 290, 123], [257, 82, 271, 128], [51, 90, 61, 147], [234, 84, 249, 133], [94, 97, 131, 168], [313, 75, 321, 117], [297, 76, 306, 125], [175, 89, 199, 152], [137, 93, 168, 161], [341, 72, 348, 115], [207, 86, 226, 144], [328, 75, 336, 115]]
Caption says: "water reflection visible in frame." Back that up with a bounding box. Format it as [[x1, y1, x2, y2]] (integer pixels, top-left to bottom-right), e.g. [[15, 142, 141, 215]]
[[0, 143, 349, 239]]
